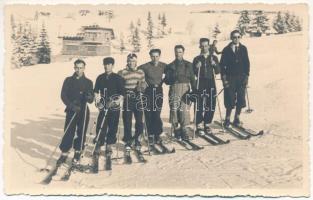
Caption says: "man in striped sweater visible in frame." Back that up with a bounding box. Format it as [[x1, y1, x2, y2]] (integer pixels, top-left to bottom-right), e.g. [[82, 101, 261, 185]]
[[118, 53, 147, 152]]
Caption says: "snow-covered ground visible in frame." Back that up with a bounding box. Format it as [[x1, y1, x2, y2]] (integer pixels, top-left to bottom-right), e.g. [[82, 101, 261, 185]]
[[4, 4, 309, 196]]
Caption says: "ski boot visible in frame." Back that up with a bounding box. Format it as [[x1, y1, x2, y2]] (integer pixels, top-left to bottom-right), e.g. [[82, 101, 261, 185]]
[[181, 128, 190, 141], [233, 117, 242, 127], [223, 118, 231, 128], [124, 143, 132, 164]]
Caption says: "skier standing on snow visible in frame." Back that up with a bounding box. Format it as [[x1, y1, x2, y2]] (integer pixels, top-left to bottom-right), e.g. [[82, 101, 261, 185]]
[[164, 45, 196, 141], [58, 59, 94, 166], [118, 53, 147, 153], [93, 57, 125, 171], [220, 30, 250, 127], [193, 38, 220, 135], [138, 49, 167, 145]]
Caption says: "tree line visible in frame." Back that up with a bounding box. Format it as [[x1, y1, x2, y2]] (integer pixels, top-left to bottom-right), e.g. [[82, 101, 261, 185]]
[[11, 15, 51, 68]]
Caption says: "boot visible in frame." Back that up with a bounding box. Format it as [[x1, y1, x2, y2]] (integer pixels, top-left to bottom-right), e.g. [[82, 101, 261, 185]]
[[56, 153, 68, 166], [233, 117, 242, 127], [223, 118, 230, 128], [204, 124, 212, 134], [181, 128, 189, 141]]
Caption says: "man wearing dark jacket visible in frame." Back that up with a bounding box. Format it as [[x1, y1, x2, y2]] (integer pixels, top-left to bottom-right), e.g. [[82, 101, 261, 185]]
[[58, 59, 94, 165], [193, 38, 220, 134], [220, 30, 250, 127], [93, 57, 125, 164], [164, 45, 196, 141]]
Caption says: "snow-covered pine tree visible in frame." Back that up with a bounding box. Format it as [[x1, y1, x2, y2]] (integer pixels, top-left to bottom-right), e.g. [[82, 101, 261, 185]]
[[161, 13, 167, 36], [273, 11, 288, 34], [120, 32, 126, 54], [252, 10, 270, 33], [236, 10, 250, 35], [156, 13, 162, 38], [284, 11, 294, 33], [146, 11, 154, 49], [131, 27, 141, 52], [36, 23, 51, 64], [294, 16, 302, 32], [28, 26, 38, 65], [19, 27, 32, 66]]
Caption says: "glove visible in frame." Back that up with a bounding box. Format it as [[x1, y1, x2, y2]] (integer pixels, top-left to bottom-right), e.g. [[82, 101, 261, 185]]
[[69, 104, 81, 113], [243, 75, 249, 87], [222, 75, 230, 88], [108, 100, 120, 109], [195, 61, 201, 69], [84, 92, 94, 103], [136, 81, 147, 93]]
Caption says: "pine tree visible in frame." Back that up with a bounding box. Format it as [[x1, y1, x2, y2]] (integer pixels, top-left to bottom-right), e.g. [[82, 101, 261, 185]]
[[252, 10, 270, 33], [273, 11, 288, 34], [120, 32, 126, 54], [36, 23, 51, 64], [161, 13, 167, 36], [284, 11, 293, 32], [19, 27, 32, 66], [146, 11, 154, 49], [236, 10, 251, 35], [294, 16, 302, 32], [10, 14, 17, 40], [212, 23, 221, 39], [156, 13, 162, 38], [129, 21, 135, 33], [131, 27, 141, 52]]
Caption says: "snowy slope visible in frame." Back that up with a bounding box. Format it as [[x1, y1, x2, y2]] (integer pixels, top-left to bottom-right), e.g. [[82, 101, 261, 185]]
[[5, 31, 309, 196]]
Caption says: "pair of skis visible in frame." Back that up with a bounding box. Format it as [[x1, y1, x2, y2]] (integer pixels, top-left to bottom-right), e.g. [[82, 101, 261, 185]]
[[125, 147, 148, 164], [196, 129, 230, 145], [214, 121, 264, 140], [148, 142, 176, 155]]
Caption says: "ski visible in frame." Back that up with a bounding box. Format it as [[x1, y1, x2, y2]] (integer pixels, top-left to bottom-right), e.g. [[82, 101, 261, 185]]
[[183, 139, 204, 150], [149, 144, 163, 155], [156, 142, 175, 154], [202, 129, 230, 145], [40, 164, 61, 185], [124, 150, 132, 164], [214, 121, 250, 140], [134, 149, 147, 163], [230, 123, 264, 137], [175, 139, 193, 150], [196, 129, 219, 145]]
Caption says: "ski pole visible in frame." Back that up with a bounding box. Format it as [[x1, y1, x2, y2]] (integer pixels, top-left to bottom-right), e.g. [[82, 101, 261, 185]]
[[213, 73, 225, 133], [82, 120, 96, 158], [245, 87, 253, 113], [40, 112, 77, 172], [78, 103, 88, 161], [139, 91, 151, 156], [91, 108, 108, 156], [193, 59, 201, 139]]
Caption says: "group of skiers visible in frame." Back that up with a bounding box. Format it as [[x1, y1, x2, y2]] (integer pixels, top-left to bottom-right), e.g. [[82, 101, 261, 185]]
[[54, 29, 250, 172]]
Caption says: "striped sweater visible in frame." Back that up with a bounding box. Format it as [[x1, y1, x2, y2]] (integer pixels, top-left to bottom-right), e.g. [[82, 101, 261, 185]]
[[118, 68, 145, 90]]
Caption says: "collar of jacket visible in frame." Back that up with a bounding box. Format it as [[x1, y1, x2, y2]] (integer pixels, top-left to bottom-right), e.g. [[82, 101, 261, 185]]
[[227, 42, 242, 50], [72, 72, 85, 79], [126, 67, 138, 72]]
